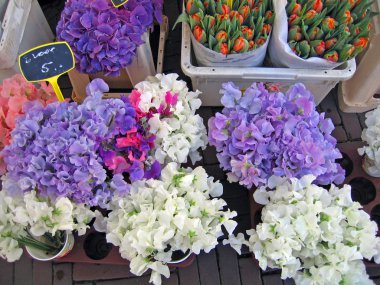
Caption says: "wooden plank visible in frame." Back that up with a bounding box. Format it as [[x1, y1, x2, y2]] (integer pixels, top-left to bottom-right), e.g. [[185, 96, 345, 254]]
[[73, 264, 134, 281], [178, 256, 200, 285], [217, 245, 241, 285], [283, 278, 296, 285], [0, 259, 14, 285], [14, 255, 33, 285], [53, 263, 72, 285], [239, 257, 262, 285], [162, 272, 179, 285], [96, 276, 150, 285], [262, 273, 283, 285], [33, 261, 53, 285], [197, 250, 221, 285], [367, 266, 380, 278], [373, 277, 380, 285]]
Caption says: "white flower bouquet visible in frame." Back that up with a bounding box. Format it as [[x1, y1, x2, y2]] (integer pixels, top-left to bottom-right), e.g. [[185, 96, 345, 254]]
[[225, 175, 380, 285], [131, 73, 208, 165], [358, 106, 380, 177], [0, 189, 95, 262], [101, 163, 237, 285]]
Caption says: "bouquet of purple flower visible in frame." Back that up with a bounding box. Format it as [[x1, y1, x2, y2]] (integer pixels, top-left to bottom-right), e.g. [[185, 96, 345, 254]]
[[56, 0, 163, 76], [1, 79, 159, 208], [208, 82, 345, 189]]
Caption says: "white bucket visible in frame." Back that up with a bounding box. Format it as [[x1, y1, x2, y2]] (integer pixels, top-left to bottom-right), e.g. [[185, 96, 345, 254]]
[[362, 155, 380, 178], [25, 231, 74, 261], [167, 250, 192, 265]]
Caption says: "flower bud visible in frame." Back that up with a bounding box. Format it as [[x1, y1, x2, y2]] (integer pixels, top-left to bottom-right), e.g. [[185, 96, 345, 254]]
[[256, 37, 267, 47], [339, 44, 355, 61], [261, 23, 272, 35], [191, 13, 202, 26], [247, 0, 255, 9], [303, 10, 318, 25], [353, 37, 369, 52], [312, 0, 323, 13], [216, 30, 228, 42], [230, 11, 244, 25], [186, 0, 195, 15], [242, 26, 254, 41], [310, 40, 325, 56], [308, 27, 324, 40], [217, 3, 230, 15], [214, 41, 229, 55], [323, 50, 338, 62], [265, 10, 275, 25], [248, 40, 256, 50], [238, 5, 250, 20], [204, 15, 216, 30], [291, 3, 302, 16], [289, 14, 301, 26], [339, 10, 353, 25], [296, 40, 311, 58], [193, 26, 207, 44], [325, 38, 337, 50], [288, 25, 303, 41], [321, 17, 337, 33], [233, 36, 249, 53]]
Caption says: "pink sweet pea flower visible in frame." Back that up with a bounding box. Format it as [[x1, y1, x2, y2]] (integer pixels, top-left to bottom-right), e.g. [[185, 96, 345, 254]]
[[105, 155, 129, 174]]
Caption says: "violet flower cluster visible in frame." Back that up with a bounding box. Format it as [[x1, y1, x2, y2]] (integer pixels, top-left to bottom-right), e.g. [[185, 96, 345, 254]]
[[1, 79, 159, 207], [208, 82, 345, 189], [57, 0, 163, 76]]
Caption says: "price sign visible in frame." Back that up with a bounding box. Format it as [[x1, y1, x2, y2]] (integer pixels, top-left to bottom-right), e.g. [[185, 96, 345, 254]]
[[19, 42, 75, 102], [111, 0, 128, 7]]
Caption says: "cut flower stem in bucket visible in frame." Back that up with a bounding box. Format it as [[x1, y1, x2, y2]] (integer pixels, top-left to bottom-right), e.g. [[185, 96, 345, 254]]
[[25, 231, 74, 261]]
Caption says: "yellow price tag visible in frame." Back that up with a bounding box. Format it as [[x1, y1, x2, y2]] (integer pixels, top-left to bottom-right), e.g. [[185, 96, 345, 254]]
[[112, 0, 128, 8], [19, 42, 75, 102]]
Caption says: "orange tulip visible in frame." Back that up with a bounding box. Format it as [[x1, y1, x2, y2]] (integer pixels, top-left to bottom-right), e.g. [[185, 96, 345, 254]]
[[216, 30, 228, 43], [193, 26, 206, 43], [233, 36, 248, 53], [220, 43, 229, 55], [242, 26, 254, 41]]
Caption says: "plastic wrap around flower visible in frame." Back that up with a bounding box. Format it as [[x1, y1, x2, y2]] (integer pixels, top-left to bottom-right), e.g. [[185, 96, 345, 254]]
[[225, 175, 380, 285], [101, 163, 237, 285], [208, 82, 345, 189], [56, 0, 163, 76], [1, 79, 161, 207], [132, 73, 208, 165], [0, 75, 57, 176]]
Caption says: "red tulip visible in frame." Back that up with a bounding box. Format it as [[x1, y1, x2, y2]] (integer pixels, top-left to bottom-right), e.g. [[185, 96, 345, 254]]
[[242, 26, 254, 41], [262, 23, 272, 35], [248, 40, 256, 50], [220, 43, 229, 55], [324, 50, 339, 62], [230, 11, 244, 25], [193, 26, 206, 43], [238, 5, 250, 20], [353, 37, 369, 50], [221, 4, 230, 15], [291, 3, 302, 15], [216, 30, 228, 42], [289, 14, 300, 26], [325, 38, 337, 49], [312, 0, 323, 12], [191, 13, 202, 26], [233, 36, 249, 53]]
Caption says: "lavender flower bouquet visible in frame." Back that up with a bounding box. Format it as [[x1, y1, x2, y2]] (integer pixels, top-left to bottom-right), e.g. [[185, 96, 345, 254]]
[[1, 79, 160, 208], [208, 82, 345, 189], [56, 0, 163, 76]]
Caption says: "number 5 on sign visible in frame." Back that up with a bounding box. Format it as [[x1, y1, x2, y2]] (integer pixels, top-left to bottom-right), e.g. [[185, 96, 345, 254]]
[[19, 42, 75, 102], [111, 0, 128, 7]]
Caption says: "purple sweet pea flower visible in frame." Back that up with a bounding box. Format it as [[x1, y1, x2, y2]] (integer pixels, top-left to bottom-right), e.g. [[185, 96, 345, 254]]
[[57, 0, 163, 76], [208, 82, 345, 189]]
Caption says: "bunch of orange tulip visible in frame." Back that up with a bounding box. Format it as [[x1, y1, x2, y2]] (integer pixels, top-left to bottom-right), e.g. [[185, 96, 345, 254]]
[[175, 0, 274, 55]]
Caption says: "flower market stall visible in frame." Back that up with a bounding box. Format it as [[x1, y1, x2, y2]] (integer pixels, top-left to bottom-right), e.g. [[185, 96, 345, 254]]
[[1, 0, 380, 285]]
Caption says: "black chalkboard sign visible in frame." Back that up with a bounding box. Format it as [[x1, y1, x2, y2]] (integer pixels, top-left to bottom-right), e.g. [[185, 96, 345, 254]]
[[112, 0, 128, 7], [19, 42, 75, 102]]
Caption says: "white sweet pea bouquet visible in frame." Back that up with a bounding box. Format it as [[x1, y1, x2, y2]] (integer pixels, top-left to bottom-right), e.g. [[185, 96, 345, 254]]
[[0, 189, 95, 262], [225, 175, 380, 285], [131, 73, 208, 165], [358, 106, 380, 176], [101, 163, 237, 285]]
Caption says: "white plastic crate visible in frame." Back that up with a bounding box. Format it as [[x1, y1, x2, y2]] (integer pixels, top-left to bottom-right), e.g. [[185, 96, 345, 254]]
[[0, 0, 54, 82], [181, 23, 357, 106]]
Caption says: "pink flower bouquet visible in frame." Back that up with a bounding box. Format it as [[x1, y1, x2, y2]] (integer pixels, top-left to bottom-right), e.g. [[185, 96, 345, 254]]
[[0, 75, 57, 174]]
